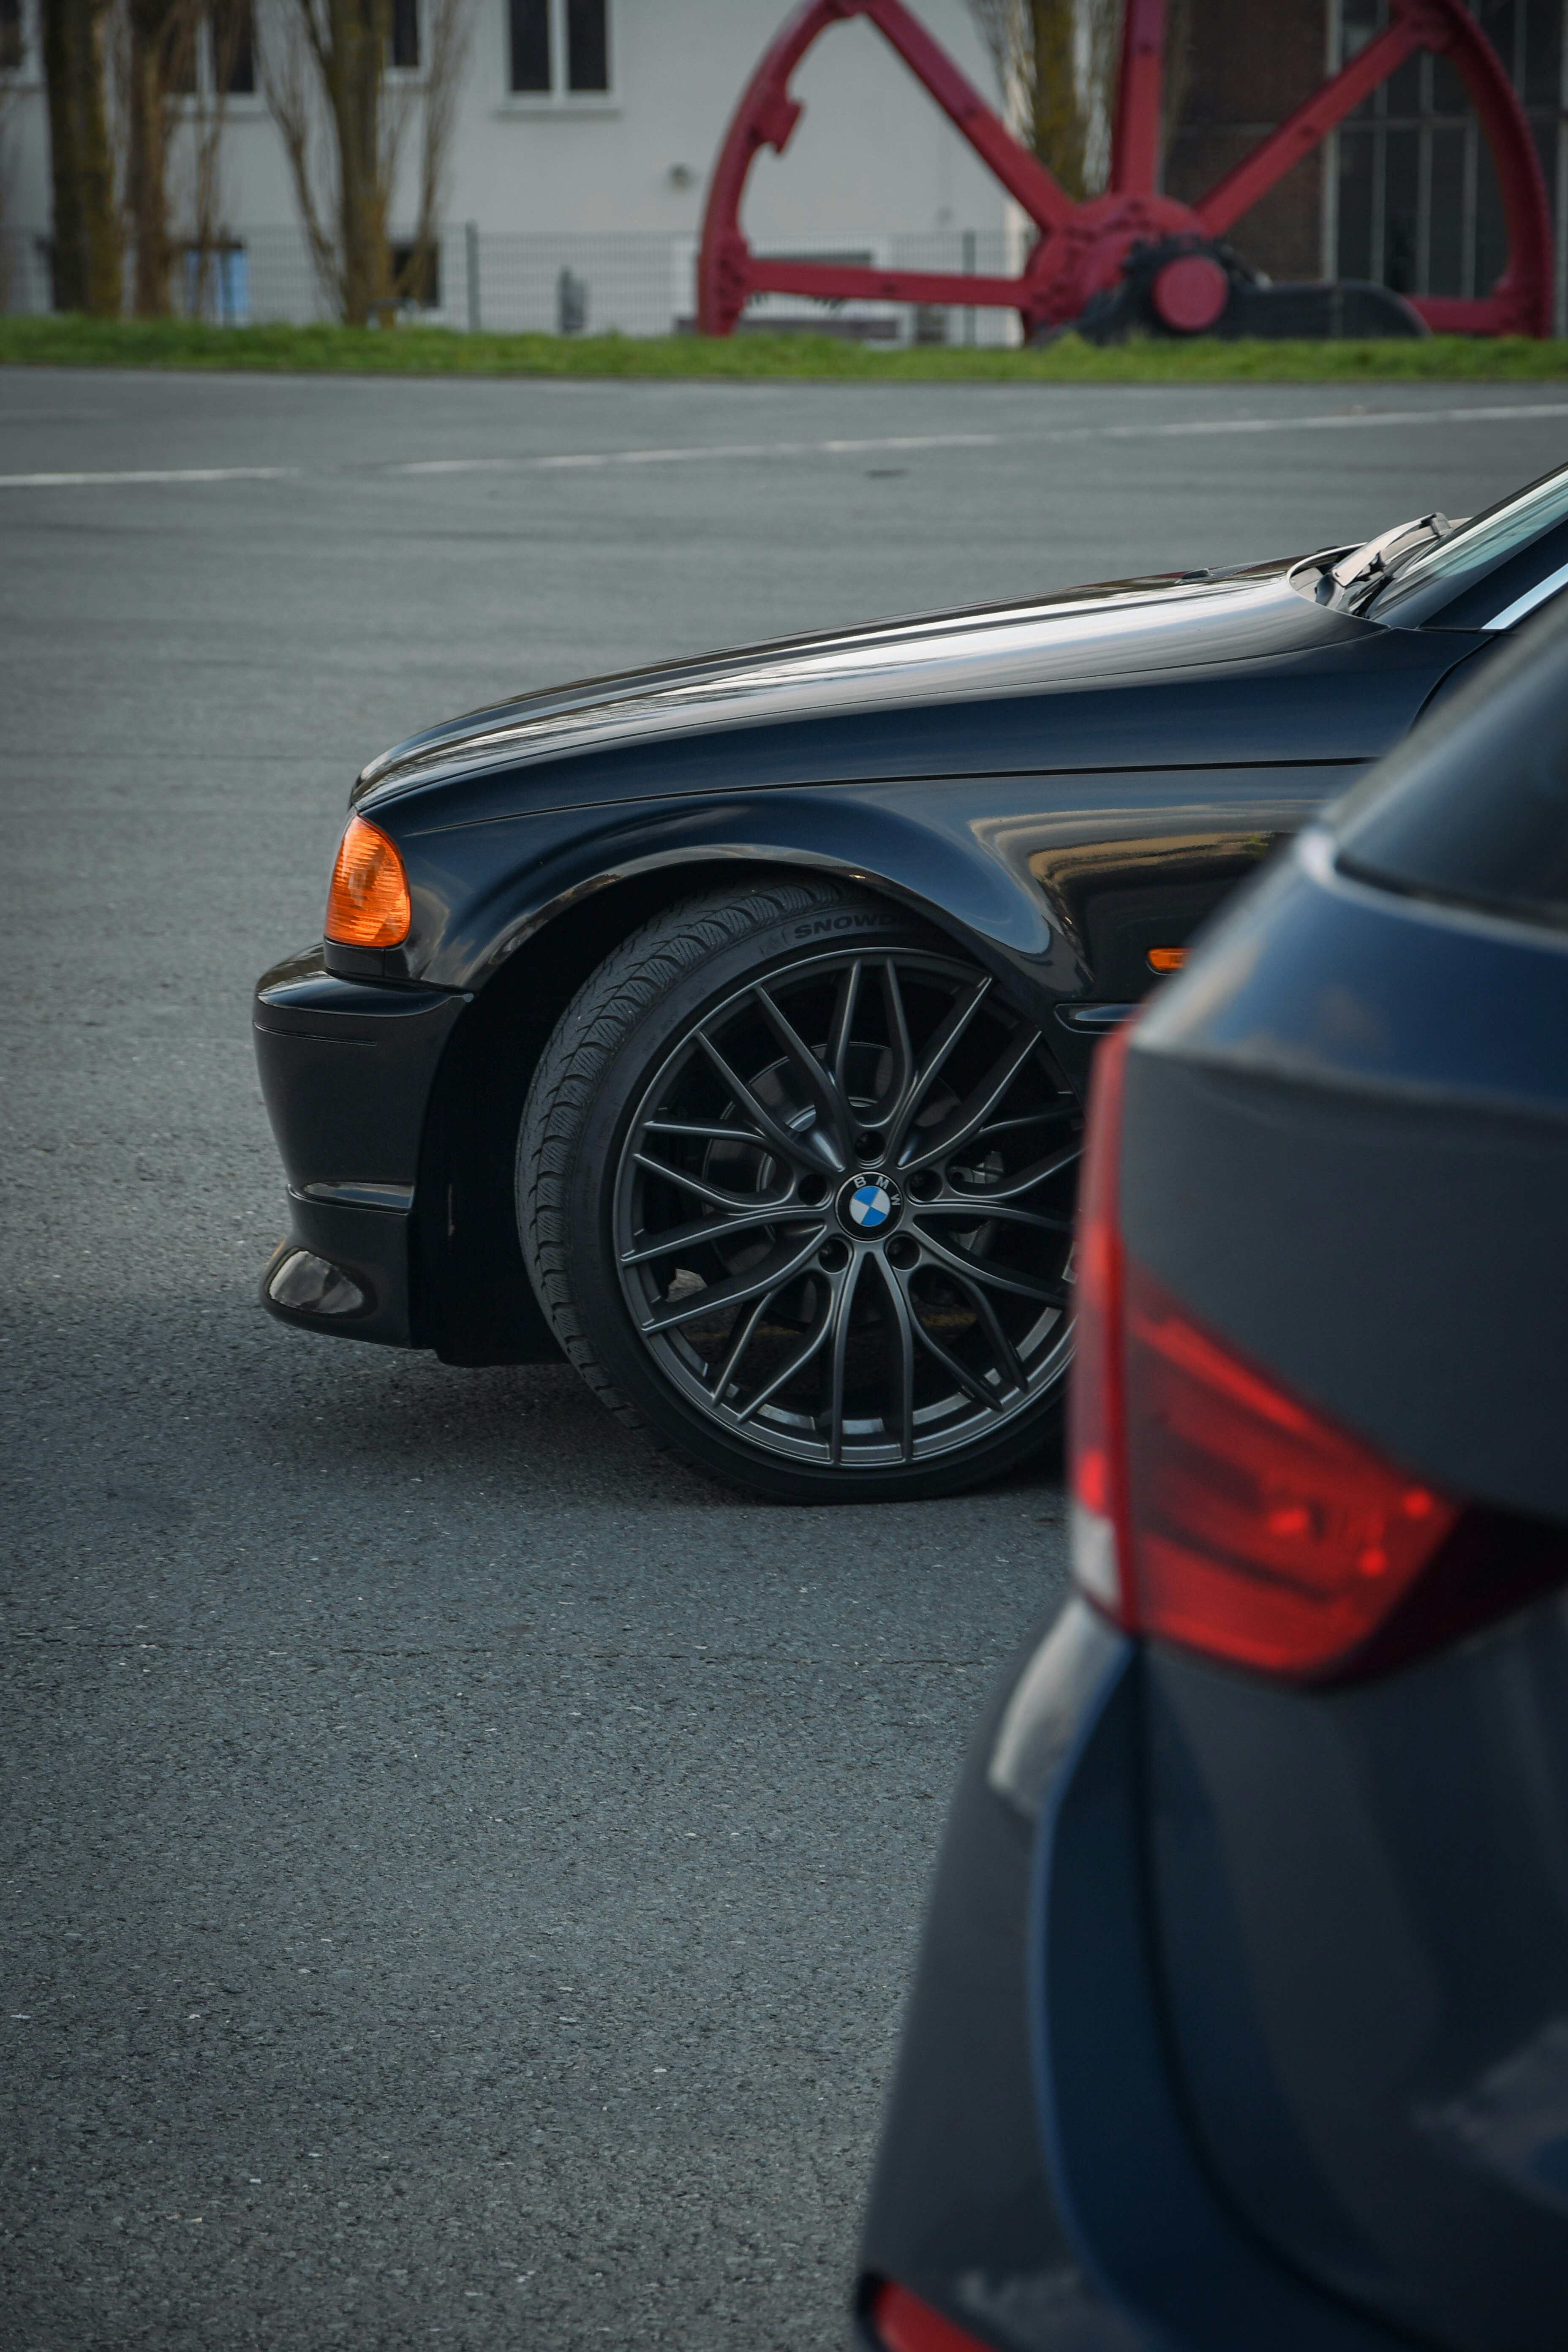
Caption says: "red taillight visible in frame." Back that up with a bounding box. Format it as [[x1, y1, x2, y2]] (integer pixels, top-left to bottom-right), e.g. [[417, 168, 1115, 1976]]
[[1122, 1265, 1458, 1675], [868, 2281, 997, 2352], [1068, 1025, 1471, 1680], [1067, 1024, 1135, 1628]]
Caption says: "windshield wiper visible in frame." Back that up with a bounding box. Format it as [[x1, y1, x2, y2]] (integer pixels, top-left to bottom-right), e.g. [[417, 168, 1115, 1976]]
[[1317, 511, 1454, 610]]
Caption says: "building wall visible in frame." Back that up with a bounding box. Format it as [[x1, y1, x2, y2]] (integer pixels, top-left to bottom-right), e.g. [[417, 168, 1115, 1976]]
[[1164, 0, 1330, 281], [0, 0, 1013, 245], [6, 0, 1559, 331], [1161, 0, 1568, 330]]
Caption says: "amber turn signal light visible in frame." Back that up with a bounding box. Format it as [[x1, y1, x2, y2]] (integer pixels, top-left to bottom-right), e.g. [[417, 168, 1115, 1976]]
[[325, 815, 411, 948], [1146, 945, 1186, 973]]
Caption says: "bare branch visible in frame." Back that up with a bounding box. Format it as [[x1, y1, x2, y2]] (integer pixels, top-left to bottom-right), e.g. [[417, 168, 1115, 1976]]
[[258, 0, 342, 313], [391, 0, 474, 302], [966, 0, 1123, 198]]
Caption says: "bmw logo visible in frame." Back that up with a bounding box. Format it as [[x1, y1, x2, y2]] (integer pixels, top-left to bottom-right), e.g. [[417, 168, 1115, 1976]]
[[837, 1171, 903, 1237]]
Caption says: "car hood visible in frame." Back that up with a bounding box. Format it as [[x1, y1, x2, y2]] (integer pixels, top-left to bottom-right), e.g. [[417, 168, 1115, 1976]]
[[353, 556, 1369, 809]]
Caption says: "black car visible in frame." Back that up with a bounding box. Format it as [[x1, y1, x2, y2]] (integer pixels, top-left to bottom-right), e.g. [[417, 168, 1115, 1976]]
[[856, 606, 1568, 2349], [255, 458, 1568, 1502]]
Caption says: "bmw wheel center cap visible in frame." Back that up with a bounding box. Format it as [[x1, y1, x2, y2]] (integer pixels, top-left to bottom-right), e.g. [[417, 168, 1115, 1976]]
[[838, 1171, 904, 1236]]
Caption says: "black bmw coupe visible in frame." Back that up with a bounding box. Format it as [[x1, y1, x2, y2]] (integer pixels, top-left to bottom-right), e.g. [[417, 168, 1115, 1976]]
[[254, 456, 1568, 1502]]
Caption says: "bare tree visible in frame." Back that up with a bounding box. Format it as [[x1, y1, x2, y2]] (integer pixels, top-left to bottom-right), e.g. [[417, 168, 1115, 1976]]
[[400, 0, 472, 305], [120, 0, 198, 314], [182, 0, 249, 315], [0, 65, 20, 307], [43, 0, 123, 311], [260, 0, 474, 326], [968, 0, 1123, 200], [44, 0, 253, 320]]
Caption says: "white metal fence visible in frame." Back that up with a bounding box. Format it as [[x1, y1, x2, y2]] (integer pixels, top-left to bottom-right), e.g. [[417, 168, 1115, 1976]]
[[0, 223, 1024, 344]]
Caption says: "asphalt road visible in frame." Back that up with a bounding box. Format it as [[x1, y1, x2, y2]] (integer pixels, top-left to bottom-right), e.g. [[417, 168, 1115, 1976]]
[[4, 365, 1567, 2352]]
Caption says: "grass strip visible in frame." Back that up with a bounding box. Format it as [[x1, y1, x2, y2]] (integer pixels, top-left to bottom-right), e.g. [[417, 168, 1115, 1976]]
[[5, 314, 1568, 383]]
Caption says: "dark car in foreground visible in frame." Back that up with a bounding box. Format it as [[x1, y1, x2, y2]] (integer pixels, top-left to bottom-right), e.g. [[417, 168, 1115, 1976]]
[[256, 458, 1568, 1501], [856, 607, 1568, 2348]]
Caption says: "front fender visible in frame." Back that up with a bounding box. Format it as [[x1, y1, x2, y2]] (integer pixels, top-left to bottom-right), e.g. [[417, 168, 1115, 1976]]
[[368, 762, 1324, 1366], [392, 779, 1089, 1369], [392, 780, 1101, 1003]]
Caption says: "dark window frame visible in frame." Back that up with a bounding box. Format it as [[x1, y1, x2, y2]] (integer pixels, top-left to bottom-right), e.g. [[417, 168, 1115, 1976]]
[[0, 0, 25, 77], [565, 0, 607, 92], [214, 0, 256, 95], [509, 0, 551, 93], [389, 0, 419, 73], [509, 0, 611, 99]]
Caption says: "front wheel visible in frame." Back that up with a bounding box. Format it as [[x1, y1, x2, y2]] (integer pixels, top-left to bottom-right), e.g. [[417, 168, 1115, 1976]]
[[518, 880, 1082, 1503]]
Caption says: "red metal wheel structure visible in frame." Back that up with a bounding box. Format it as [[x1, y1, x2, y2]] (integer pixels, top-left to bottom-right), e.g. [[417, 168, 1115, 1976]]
[[697, 0, 1552, 340]]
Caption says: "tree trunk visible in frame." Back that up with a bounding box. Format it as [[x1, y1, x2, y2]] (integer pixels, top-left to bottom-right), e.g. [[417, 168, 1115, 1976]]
[[1029, 0, 1086, 199], [126, 0, 182, 317], [42, 0, 121, 314], [327, 0, 391, 325]]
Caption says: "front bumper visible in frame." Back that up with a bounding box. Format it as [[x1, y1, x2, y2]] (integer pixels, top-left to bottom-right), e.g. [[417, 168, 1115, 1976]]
[[253, 948, 466, 1348]]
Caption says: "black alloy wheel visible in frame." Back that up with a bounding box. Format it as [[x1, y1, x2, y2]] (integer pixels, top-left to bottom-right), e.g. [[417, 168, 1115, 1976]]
[[519, 880, 1081, 1503]]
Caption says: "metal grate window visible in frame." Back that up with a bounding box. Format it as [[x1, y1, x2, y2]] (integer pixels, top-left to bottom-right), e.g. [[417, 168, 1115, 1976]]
[[1327, 0, 1568, 326]]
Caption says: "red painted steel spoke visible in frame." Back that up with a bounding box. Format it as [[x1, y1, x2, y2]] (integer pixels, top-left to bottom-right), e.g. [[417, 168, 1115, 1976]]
[[1195, 19, 1419, 236], [742, 260, 1035, 311], [1110, 0, 1168, 200], [857, 0, 1075, 231]]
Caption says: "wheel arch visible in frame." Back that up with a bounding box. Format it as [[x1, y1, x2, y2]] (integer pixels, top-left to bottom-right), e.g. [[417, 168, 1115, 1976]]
[[413, 840, 1026, 1367]]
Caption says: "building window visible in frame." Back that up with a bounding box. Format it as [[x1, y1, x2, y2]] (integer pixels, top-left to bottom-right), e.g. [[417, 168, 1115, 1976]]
[[564, 0, 606, 90], [1329, 0, 1562, 311], [0, 0, 24, 75], [509, 0, 550, 91], [165, 0, 256, 99], [509, 0, 609, 97], [389, 0, 419, 72], [214, 0, 255, 94]]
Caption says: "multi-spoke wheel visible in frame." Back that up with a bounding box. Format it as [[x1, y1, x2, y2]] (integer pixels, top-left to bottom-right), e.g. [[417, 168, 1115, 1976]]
[[519, 880, 1081, 1502]]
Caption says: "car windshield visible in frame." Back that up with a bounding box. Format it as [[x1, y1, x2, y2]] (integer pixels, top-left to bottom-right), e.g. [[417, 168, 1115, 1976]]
[[1369, 460, 1568, 622], [1335, 602, 1568, 933]]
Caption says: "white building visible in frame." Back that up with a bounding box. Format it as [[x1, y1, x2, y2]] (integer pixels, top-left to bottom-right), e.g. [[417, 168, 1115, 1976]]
[[0, 0, 1021, 336]]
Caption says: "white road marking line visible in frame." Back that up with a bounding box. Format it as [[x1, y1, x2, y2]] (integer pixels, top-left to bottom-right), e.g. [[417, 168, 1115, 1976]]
[[1100, 400, 1568, 437], [2, 400, 1564, 491], [397, 433, 1002, 473], [0, 464, 304, 488], [388, 402, 1568, 477]]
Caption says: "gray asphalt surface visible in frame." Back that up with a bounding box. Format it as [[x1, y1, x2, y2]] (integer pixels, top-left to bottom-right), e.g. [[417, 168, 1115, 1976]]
[[4, 365, 1566, 2352]]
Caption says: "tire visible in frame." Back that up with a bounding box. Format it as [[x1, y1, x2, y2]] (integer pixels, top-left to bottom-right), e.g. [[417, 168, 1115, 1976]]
[[517, 878, 1081, 1504]]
